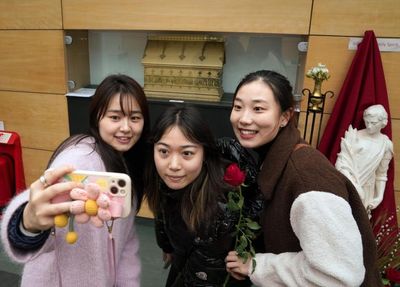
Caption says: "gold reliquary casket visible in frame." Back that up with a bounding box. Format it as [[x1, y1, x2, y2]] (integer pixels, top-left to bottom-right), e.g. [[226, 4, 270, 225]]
[[141, 34, 225, 102]]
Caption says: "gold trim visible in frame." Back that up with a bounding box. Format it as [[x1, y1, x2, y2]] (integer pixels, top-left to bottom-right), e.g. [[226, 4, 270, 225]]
[[147, 34, 224, 42]]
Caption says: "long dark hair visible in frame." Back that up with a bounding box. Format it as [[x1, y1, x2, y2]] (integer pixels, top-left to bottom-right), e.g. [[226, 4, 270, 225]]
[[145, 105, 229, 232], [234, 70, 294, 114], [48, 74, 150, 211]]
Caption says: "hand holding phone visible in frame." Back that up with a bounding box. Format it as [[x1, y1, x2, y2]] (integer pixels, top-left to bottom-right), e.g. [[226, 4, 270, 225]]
[[50, 169, 132, 244], [53, 170, 132, 218]]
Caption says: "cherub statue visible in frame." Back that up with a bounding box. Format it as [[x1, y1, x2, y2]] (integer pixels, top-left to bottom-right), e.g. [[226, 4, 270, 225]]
[[335, 104, 393, 217]]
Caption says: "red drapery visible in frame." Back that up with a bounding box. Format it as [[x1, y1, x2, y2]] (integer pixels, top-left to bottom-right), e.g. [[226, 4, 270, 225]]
[[318, 30, 397, 226]]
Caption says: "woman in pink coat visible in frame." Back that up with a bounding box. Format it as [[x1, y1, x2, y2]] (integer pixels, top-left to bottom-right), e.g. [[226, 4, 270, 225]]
[[1, 74, 150, 287]]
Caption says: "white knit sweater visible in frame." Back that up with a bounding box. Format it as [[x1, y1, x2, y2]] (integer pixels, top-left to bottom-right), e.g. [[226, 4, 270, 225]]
[[249, 191, 365, 287]]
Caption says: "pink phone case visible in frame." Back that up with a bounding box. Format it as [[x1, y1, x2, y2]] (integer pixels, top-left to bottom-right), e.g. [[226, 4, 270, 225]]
[[52, 170, 132, 218]]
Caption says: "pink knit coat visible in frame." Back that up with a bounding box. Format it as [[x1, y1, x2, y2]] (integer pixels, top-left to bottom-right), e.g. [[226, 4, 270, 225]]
[[1, 138, 141, 287]]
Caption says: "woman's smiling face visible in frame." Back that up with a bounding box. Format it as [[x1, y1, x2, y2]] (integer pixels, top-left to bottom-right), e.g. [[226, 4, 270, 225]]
[[230, 80, 290, 149], [98, 93, 144, 152]]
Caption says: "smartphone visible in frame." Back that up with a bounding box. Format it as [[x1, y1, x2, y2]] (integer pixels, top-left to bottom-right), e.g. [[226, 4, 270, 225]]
[[52, 170, 132, 218]]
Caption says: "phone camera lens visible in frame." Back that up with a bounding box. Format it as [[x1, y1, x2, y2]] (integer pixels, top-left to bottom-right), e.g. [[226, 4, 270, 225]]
[[118, 179, 126, 187], [110, 186, 119, 194]]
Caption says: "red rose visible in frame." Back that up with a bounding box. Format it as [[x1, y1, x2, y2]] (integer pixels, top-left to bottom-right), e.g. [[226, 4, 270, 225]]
[[223, 163, 246, 187], [386, 268, 400, 283]]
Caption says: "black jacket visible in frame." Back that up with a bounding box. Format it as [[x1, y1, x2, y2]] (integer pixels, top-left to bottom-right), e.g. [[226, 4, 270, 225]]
[[155, 138, 263, 287]]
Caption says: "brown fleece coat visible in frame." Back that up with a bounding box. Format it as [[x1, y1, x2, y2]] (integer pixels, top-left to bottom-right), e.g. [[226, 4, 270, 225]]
[[257, 121, 382, 286]]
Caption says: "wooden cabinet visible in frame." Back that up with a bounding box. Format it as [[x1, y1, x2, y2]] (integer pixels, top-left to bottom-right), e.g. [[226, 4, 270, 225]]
[[0, 0, 62, 29], [0, 1, 65, 184], [0, 91, 69, 150], [311, 0, 400, 37], [62, 0, 312, 34], [0, 30, 67, 94]]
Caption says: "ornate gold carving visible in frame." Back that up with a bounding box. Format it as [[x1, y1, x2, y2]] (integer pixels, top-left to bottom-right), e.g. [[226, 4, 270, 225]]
[[147, 34, 223, 42], [142, 34, 225, 102]]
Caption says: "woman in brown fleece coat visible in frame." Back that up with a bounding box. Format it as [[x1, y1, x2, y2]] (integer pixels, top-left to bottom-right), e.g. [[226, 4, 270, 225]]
[[225, 70, 382, 287]]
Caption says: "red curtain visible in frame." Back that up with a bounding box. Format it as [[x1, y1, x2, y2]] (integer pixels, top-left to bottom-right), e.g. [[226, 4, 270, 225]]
[[318, 30, 397, 226]]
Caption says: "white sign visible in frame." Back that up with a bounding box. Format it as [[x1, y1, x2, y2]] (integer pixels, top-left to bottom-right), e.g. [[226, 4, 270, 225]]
[[349, 38, 400, 52]]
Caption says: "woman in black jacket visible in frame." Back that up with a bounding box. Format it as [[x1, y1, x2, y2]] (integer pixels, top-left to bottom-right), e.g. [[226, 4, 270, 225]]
[[145, 105, 262, 287]]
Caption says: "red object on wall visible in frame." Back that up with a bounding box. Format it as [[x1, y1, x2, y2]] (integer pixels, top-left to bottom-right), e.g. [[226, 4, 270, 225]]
[[0, 131, 26, 208], [318, 30, 396, 226]]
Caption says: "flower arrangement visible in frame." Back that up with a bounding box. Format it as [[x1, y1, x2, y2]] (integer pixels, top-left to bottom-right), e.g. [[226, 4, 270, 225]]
[[373, 206, 400, 286], [222, 163, 261, 286], [306, 63, 330, 82]]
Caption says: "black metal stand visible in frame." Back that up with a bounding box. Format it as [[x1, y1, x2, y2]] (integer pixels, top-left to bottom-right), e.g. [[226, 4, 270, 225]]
[[302, 88, 334, 147]]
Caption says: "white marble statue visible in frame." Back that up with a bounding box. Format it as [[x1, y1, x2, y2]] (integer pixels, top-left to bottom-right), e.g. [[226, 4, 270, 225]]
[[335, 104, 393, 216]]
